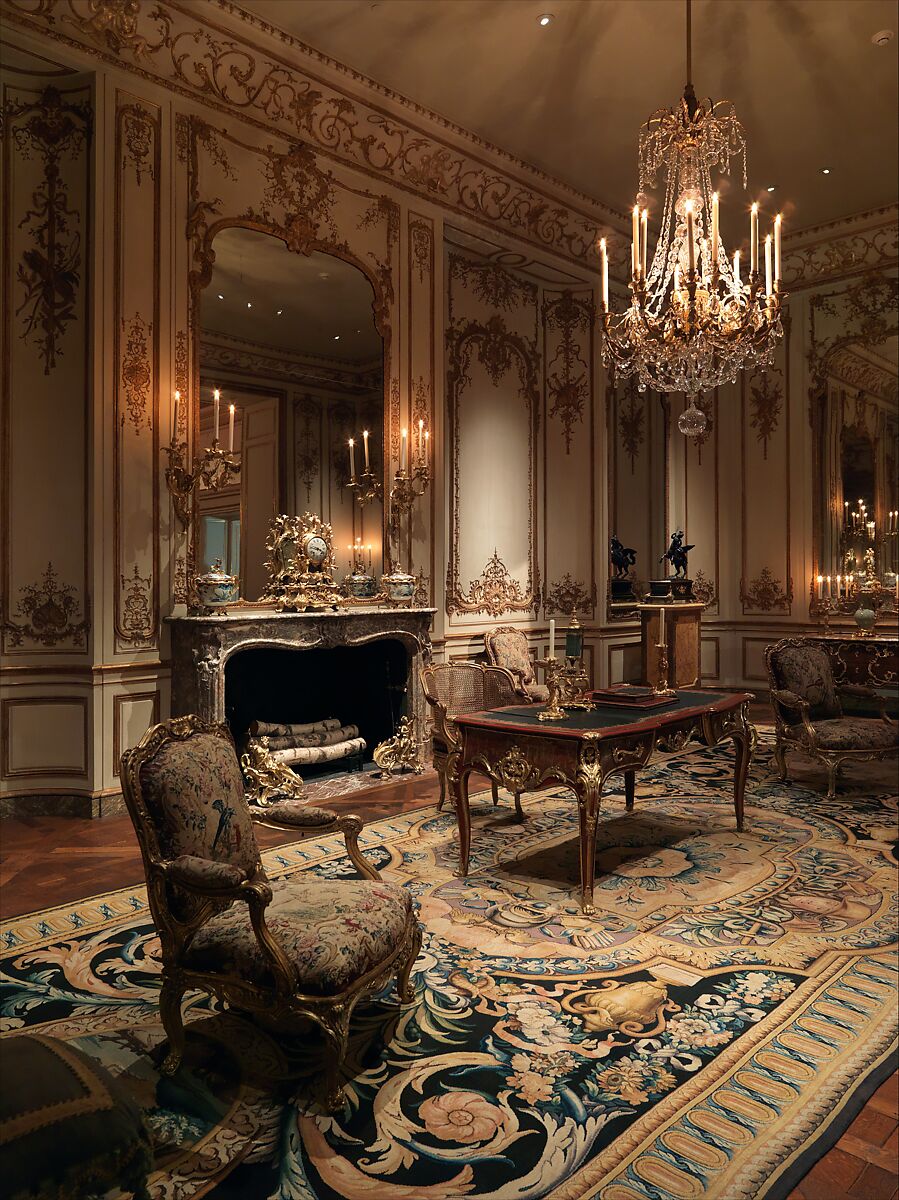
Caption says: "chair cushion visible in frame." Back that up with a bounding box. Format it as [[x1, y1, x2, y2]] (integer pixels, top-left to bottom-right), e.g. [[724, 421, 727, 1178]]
[[139, 731, 258, 876], [0, 1033, 152, 1200], [488, 630, 535, 687], [183, 877, 412, 995], [809, 718, 898, 751], [259, 801, 337, 827], [770, 643, 841, 721]]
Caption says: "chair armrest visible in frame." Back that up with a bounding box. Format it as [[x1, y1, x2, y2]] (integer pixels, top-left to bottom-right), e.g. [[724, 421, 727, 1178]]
[[164, 855, 248, 894], [770, 689, 817, 746], [837, 683, 890, 721], [250, 802, 340, 829]]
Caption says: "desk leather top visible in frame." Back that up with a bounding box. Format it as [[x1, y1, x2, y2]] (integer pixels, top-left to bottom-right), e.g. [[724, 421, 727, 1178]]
[[454, 688, 753, 742]]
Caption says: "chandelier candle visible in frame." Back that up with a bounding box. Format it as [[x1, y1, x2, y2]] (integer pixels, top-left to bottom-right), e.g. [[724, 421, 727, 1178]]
[[173, 390, 180, 436], [711, 191, 719, 272], [641, 209, 648, 277], [600, 238, 609, 310], [774, 213, 782, 284], [213, 388, 220, 444], [228, 404, 235, 453], [401, 427, 407, 472], [632, 206, 640, 277], [348, 437, 356, 480], [363, 429, 370, 470], [750, 203, 759, 275], [765, 235, 773, 299]]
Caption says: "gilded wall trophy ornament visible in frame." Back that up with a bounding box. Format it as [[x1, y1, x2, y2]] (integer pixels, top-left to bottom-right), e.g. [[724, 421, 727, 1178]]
[[262, 513, 344, 611]]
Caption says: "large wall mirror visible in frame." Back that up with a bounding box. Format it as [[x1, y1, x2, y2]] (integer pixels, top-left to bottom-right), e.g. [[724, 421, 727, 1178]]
[[814, 333, 898, 597], [196, 226, 385, 599]]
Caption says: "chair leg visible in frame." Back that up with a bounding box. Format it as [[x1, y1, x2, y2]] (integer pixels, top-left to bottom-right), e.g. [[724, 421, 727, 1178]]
[[513, 790, 525, 821], [773, 737, 788, 781], [491, 780, 500, 806], [396, 923, 423, 1004], [826, 760, 838, 800], [437, 769, 446, 812], [320, 1007, 351, 1111], [159, 976, 186, 1075]]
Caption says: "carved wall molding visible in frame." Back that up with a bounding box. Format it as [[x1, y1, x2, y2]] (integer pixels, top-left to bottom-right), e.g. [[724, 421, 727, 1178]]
[[446, 290, 540, 618], [294, 394, 320, 504], [120, 311, 152, 432], [119, 564, 154, 646], [809, 271, 899, 390], [543, 290, 592, 454], [1, 562, 89, 648], [0, 0, 627, 268], [692, 569, 717, 608], [449, 252, 538, 312], [748, 368, 783, 460], [616, 378, 645, 472], [6, 84, 91, 374], [782, 208, 899, 290], [740, 568, 793, 613], [199, 329, 382, 393], [544, 573, 595, 616], [455, 550, 537, 618], [826, 345, 898, 402]]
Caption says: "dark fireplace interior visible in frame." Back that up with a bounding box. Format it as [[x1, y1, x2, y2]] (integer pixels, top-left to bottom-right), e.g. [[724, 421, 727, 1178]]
[[224, 639, 410, 770]]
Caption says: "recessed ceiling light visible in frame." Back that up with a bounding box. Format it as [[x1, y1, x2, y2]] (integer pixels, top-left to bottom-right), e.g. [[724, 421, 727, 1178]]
[[821, 168, 831, 175], [872, 29, 893, 46], [537, 13, 554, 26], [217, 293, 224, 300], [334, 335, 340, 341], [318, 271, 330, 280], [276, 309, 283, 315], [767, 185, 776, 192]]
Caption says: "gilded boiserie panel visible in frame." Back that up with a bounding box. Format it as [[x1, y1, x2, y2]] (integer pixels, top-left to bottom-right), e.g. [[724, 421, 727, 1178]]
[[114, 92, 160, 651], [408, 212, 436, 603], [683, 390, 720, 616], [1, 80, 92, 655]]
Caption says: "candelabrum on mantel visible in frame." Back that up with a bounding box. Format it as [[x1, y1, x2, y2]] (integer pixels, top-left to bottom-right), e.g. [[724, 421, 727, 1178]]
[[385, 421, 431, 591], [163, 390, 240, 528], [811, 570, 899, 636]]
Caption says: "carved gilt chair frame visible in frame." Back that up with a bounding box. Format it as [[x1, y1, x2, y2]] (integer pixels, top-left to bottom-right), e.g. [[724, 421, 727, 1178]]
[[765, 638, 897, 798], [120, 715, 421, 1109], [420, 661, 525, 819]]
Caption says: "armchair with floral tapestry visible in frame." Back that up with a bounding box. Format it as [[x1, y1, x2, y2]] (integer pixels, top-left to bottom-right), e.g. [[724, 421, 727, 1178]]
[[484, 626, 548, 703], [420, 662, 525, 819], [119, 715, 421, 1109], [765, 638, 897, 798]]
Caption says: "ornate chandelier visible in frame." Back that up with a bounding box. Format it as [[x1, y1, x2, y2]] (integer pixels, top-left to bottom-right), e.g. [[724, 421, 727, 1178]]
[[599, 0, 786, 436]]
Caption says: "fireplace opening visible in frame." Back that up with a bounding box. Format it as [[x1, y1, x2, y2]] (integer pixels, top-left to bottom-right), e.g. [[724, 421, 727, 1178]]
[[224, 639, 410, 772]]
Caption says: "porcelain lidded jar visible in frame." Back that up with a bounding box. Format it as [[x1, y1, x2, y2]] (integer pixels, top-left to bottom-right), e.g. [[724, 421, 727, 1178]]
[[381, 570, 415, 604], [195, 559, 239, 609], [853, 591, 877, 636], [343, 569, 377, 600]]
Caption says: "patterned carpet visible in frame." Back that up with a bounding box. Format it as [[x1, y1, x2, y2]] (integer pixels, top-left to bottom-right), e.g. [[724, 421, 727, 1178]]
[[1, 738, 896, 1200]]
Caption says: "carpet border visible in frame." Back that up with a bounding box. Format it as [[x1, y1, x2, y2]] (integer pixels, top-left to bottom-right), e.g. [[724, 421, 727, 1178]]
[[760, 1041, 899, 1200]]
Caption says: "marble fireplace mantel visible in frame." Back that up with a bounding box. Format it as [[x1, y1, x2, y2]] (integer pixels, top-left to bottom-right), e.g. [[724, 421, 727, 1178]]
[[168, 606, 436, 754]]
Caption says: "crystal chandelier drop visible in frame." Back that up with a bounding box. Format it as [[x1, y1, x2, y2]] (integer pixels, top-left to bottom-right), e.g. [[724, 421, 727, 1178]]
[[599, 0, 787, 435]]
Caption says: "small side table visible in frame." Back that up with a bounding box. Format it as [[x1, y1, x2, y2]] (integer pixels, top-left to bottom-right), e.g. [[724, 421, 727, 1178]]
[[638, 601, 705, 689]]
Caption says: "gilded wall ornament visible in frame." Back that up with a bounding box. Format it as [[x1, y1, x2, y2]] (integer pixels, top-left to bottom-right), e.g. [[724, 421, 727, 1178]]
[[410, 219, 432, 282], [783, 216, 899, 290], [121, 312, 152, 432], [740, 568, 793, 613], [449, 254, 537, 312], [120, 102, 154, 185], [246, 141, 338, 253], [617, 381, 645, 473], [3, 561, 89, 648], [692, 569, 717, 608], [173, 329, 189, 437], [455, 550, 534, 618], [119, 563, 154, 645], [749, 369, 783, 459], [63, 0, 168, 57], [8, 86, 91, 375], [294, 396, 321, 503], [544, 291, 591, 454], [545, 574, 595, 616]]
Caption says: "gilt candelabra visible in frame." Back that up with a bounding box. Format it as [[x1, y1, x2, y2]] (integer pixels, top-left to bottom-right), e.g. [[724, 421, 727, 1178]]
[[164, 437, 241, 529]]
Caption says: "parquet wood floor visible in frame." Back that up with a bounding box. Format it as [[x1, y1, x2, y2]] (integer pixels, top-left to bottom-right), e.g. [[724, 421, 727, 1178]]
[[1, 765, 895, 1200]]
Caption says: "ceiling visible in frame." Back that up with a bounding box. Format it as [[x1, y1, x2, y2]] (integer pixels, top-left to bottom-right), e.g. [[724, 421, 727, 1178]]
[[234, 0, 898, 233], [201, 227, 383, 361]]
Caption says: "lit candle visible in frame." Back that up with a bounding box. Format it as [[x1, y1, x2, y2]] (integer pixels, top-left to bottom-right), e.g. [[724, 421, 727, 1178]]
[[817, 574, 824, 600], [417, 419, 424, 462], [213, 388, 220, 444], [228, 403, 235, 453], [826, 575, 832, 598], [549, 618, 556, 658], [401, 427, 407, 472], [367, 543, 372, 570], [685, 201, 696, 274], [173, 390, 180, 438], [659, 605, 667, 648], [632, 205, 640, 278], [774, 213, 782, 284], [363, 429, 370, 471], [750, 203, 759, 275], [711, 191, 719, 270], [733, 249, 741, 297], [836, 574, 842, 598], [424, 430, 430, 459], [348, 437, 356, 479], [844, 500, 850, 527], [600, 238, 609, 310], [764, 234, 773, 298], [640, 209, 648, 278]]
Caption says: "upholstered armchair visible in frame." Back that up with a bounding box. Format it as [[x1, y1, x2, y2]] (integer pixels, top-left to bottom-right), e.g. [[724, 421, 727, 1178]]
[[765, 638, 898, 798], [484, 626, 549, 703], [120, 715, 421, 1109], [421, 662, 524, 818]]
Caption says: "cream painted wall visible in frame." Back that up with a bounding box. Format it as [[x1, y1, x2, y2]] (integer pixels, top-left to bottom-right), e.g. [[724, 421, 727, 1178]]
[[0, 2, 896, 810]]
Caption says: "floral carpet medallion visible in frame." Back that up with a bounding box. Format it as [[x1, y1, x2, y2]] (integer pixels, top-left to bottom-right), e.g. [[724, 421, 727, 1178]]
[[2, 741, 897, 1199]]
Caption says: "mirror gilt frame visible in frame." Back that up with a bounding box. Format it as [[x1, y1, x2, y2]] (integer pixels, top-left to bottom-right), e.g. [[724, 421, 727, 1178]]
[[183, 115, 398, 595], [808, 271, 899, 620]]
